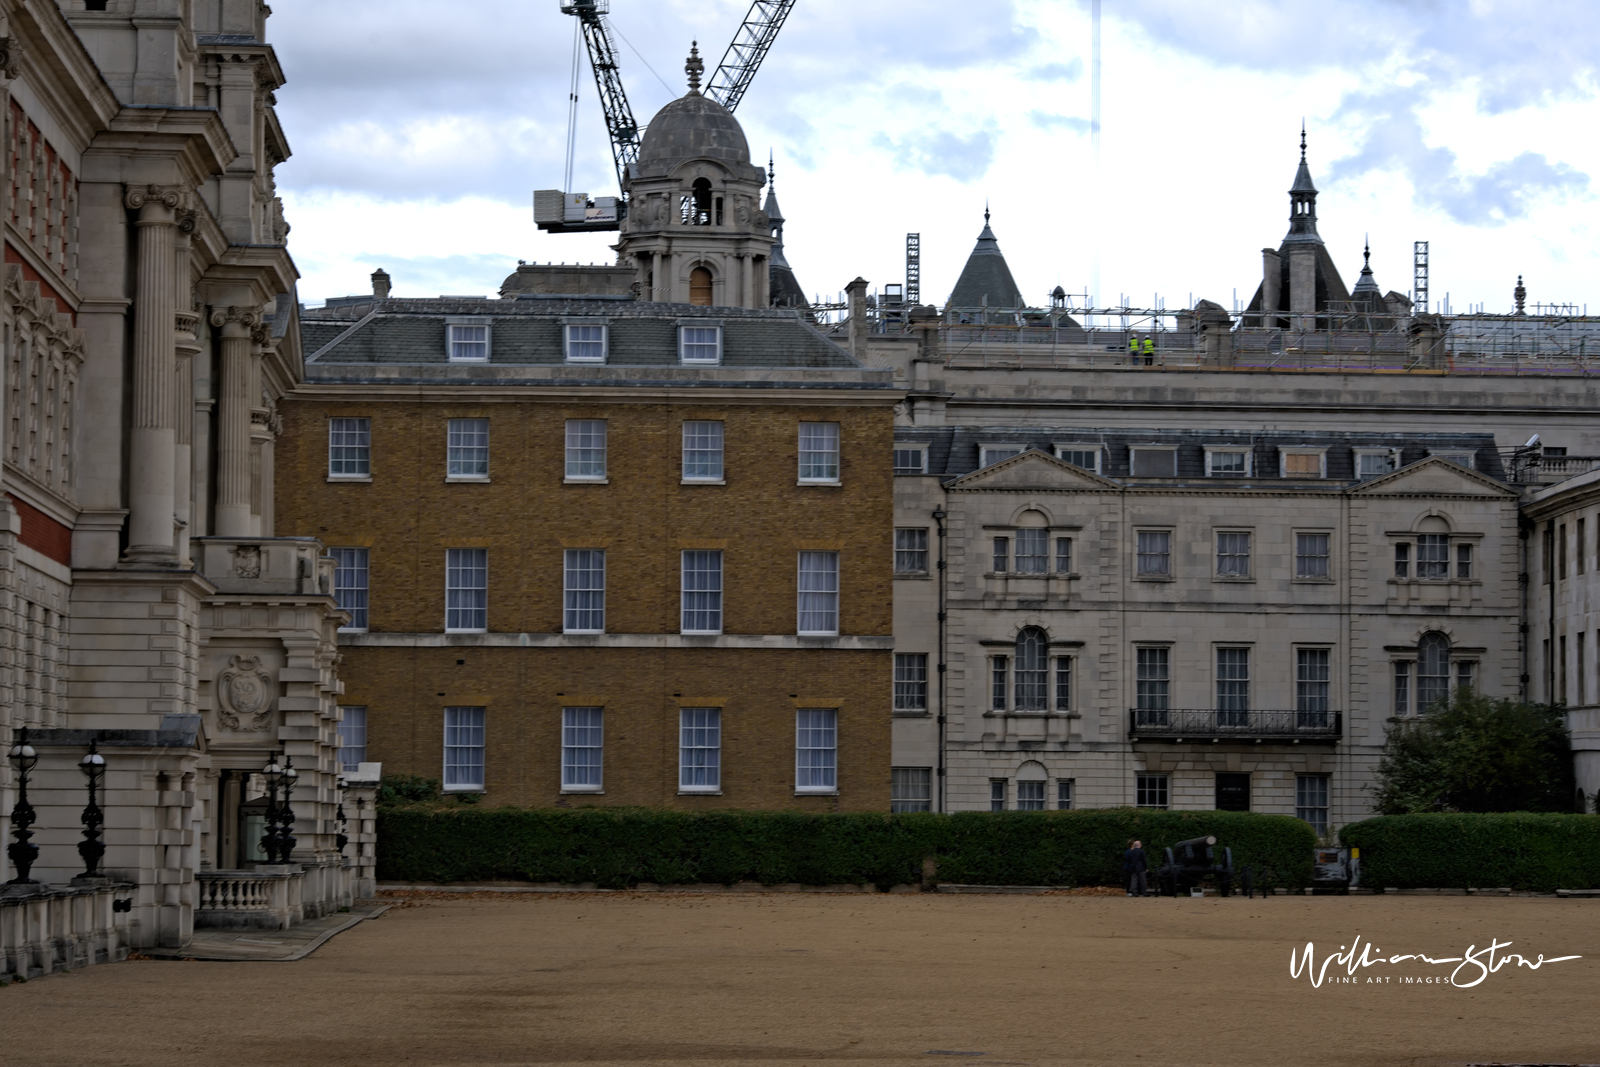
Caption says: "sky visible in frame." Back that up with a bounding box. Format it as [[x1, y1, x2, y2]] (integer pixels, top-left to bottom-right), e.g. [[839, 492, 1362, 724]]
[[270, 0, 1600, 318]]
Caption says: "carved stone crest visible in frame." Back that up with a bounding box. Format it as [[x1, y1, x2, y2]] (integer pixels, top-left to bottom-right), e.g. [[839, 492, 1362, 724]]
[[233, 545, 261, 578], [217, 655, 274, 731]]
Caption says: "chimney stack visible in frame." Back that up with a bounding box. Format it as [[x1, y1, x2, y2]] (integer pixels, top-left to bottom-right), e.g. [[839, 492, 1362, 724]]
[[371, 268, 392, 300]]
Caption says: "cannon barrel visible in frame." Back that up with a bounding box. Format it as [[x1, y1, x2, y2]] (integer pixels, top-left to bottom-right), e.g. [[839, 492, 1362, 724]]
[[1173, 835, 1218, 850]]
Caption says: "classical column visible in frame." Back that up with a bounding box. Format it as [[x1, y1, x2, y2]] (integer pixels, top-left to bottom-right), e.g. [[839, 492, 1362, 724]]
[[212, 308, 258, 537], [740, 254, 752, 309], [123, 185, 182, 565], [174, 220, 198, 566]]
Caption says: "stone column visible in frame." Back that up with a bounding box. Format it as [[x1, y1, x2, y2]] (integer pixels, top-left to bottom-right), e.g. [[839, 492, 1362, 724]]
[[740, 254, 752, 309], [174, 221, 198, 567], [123, 185, 182, 565], [211, 308, 258, 537], [648, 251, 660, 301]]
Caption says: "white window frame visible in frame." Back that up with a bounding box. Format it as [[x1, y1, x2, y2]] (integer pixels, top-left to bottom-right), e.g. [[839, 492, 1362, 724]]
[[443, 705, 486, 792], [1204, 446, 1251, 477], [1279, 447, 1328, 479], [564, 419, 608, 482], [797, 551, 840, 635], [680, 550, 723, 635], [332, 547, 370, 631], [679, 324, 722, 364], [1053, 444, 1101, 473], [979, 443, 1024, 468], [1294, 530, 1333, 581], [1013, 528, 1049, 574], [678, 707, 721, 793], [1056, 778, 1074, 810], [795, 707, 838, 794], [1128, 446, 1178, 478], [446, 317, 491, 362], [1427, 449, 1475, 470], [891, 767, 933, 812], [563, 321, 608, 363], [446, 417, 490, 481], [561, 706, 604, 793], [893, 443, 929, 474], [798, 422, 841, 484], [1135, 528, 1173, 579], [894, 528, 929, 575], [893, 652, 928, 711], [1215, 529, 1251, 580], [1295, 773, 1330, 834], [328, 417, 371, 480], [1354, 447, 1400, 480], [564, 549, 606, 634], [337, 705, 367, 772], [444, 548, 487, 633], [1016, 778, 1047, 811], [682, 420, 725, 483]]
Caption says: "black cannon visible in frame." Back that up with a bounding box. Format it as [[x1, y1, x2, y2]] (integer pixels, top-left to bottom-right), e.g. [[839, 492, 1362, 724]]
[[1155, 835, 1235, 897]]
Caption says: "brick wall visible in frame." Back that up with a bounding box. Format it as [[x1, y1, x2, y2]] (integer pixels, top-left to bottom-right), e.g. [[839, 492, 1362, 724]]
[[276, 396, 895, 809]]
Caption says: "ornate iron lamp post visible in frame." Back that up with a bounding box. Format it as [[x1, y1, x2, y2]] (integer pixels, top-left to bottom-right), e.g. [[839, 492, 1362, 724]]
[[6, 727, 39, 885], [276, 754, 298, 863], [259, 753, 283, 863], [77, 738, 107, 879]]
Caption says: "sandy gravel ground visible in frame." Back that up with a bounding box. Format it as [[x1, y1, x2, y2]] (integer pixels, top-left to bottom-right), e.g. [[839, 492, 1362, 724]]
[[2, 891, 1596, 1067]]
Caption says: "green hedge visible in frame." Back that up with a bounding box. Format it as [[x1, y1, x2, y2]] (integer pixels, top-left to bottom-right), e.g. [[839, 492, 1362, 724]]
[[1340, 813, 1600, 892], [376, 806, 1315, 890]]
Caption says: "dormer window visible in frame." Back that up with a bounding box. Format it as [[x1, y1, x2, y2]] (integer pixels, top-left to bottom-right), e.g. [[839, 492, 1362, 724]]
[[1428, 449, 1475, 470], [1279, 448, 1327, 479], [1204, 447, 1250, 477], [1355, 448, 1400, 480], [980, 444, 1024, 468], [564, 323, 607, 363], [680, 325, 722, 364], [1129, 447, 1177, 477], [446, 318, 490, 362]]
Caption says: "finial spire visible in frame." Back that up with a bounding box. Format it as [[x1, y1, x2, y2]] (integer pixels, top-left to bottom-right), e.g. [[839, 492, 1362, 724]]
[[768, 148, 775, 185], [1363, 234, 1370, 267], [984, 199, 990, 224], [1300, 120, 1306, 162], [685, 42, 703, 93]]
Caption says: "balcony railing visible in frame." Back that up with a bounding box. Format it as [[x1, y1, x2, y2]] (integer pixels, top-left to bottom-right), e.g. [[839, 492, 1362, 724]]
[[1128, 708, 1342, 743]]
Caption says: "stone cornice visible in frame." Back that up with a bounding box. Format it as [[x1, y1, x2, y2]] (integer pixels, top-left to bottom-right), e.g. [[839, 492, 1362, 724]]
[[14, 0, 124, 139], [340, 632, 894, 651], [85, 106, 237, 188], [192, 36, 287, 90]]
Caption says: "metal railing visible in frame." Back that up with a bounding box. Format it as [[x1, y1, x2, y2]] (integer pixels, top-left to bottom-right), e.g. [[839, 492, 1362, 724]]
[[1127, 708, 1342, 742]]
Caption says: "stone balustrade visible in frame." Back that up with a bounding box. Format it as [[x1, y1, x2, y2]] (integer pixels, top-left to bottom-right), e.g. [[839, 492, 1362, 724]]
[[0, 881, 134, 982], [195, 867, 306, 931]]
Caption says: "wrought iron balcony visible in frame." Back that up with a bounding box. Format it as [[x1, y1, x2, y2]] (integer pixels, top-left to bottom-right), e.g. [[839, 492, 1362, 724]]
[[1127, 708, 1342, 744]]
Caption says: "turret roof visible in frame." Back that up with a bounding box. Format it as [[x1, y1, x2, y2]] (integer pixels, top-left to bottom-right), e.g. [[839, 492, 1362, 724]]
[[945, 209, 1023, 311]]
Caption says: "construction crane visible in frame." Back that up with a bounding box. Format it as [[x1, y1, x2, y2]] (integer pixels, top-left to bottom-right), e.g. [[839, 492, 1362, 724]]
[[704, 1, 797, 113], [535, 0, 795, 234]]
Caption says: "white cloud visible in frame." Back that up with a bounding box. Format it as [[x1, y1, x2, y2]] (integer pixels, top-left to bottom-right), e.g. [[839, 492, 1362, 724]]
[[269, 0, 1600, 315]]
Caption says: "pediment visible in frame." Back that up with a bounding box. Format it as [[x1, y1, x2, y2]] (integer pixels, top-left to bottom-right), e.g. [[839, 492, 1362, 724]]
[[1349, 456, 1515, 498], [949, 449, 1120, 490]]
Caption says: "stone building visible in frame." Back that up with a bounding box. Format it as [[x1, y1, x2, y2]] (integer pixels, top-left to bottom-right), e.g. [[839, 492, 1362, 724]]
[[281, 285, 898, 810], [2, 0, 366, 979], [1525, 470, 1600, 808]]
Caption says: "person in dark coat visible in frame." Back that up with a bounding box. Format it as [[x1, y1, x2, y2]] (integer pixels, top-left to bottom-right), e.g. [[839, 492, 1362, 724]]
[[1124, 839, 1149, 897]]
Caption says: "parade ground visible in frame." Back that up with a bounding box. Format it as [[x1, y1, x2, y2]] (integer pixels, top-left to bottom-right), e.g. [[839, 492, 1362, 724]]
[[2, 890, 1596, 1067]]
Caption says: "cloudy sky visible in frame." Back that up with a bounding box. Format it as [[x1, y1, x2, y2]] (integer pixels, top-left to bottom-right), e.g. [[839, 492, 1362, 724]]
[[270, 0, 1600, 317]]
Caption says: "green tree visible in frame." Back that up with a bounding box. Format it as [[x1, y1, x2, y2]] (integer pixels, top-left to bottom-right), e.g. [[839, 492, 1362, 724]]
[[1371, 691, 1573, 814]]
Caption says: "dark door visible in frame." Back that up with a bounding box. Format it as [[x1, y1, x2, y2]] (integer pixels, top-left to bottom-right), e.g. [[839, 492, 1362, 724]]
[[1215, 773, 1250, 811]]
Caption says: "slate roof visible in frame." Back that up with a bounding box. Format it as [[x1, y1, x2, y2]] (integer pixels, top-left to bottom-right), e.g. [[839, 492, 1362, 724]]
[[946, 212, 1023, 311], [301, 297, 859, 369], [636, 91, 751, 176], [892, 426, 1507, 484]]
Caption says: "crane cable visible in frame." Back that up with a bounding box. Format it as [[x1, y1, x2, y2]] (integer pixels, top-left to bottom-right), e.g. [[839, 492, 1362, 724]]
[[563, 16, 581, 195]]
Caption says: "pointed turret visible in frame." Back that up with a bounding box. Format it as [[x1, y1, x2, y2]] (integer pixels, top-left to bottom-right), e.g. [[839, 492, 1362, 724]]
[[764, 151, 809, 311], [1351, 238, 1380, 298], [1285, 122, 1322, 245], [945, 206, 1023, 318], [1241, 127, 1351, 328]]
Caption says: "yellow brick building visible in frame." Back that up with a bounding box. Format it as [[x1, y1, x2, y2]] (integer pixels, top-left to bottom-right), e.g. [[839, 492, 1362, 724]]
[[277, 295, 899, 809]]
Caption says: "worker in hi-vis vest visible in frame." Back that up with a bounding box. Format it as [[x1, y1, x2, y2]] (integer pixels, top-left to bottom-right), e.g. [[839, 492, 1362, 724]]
[[1127, 334, 1139, 364], [1142, 335, 1156, 364]]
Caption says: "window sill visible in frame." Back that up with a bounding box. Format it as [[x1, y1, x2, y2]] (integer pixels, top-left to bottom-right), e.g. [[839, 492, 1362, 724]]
[[1291, 577, 1335, 584], [561, 787, 604, 795], [564, 477, 610, 485], [327, 476, 372, 484], [892, 709, 930, 718], [681, 478, 726, 486], [448, 358, 490, 365], [443, 787, 485, 795], [446, 476, 490, 484], [680, 360, 722, 367], [444, 629, 487, 635], [797, 632, 840, 640], [678, 789, 723, 796], [680, 630, 723, 637], [797, 480, 842, 488], [337, 627, 369, 635], [1214, 576, 1255, 583], [795, 790, 839, 797], [1134, 575, 1175, 582], [894, 572, 932, 580], [563, 630, 606, 636], [564, 359, 607, 366]]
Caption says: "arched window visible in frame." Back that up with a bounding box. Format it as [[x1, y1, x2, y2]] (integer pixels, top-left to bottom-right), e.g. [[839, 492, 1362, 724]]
[[1417, 632, 1451, 710], [1014, 627, 1048, 711], [1016, 761, 1048, 811], [691, 178, 712, 225], [689, 267, 713, 307]]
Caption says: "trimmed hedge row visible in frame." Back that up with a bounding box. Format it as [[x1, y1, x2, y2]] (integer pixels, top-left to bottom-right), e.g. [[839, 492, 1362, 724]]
[[376, 806, 1315, 889], [1340, 813, 1600, 892]]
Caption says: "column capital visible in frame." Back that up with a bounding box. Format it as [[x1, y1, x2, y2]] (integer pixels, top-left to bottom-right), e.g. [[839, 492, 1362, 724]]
[[125, 183, 191, 218], [209, 305, 261, 333]]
